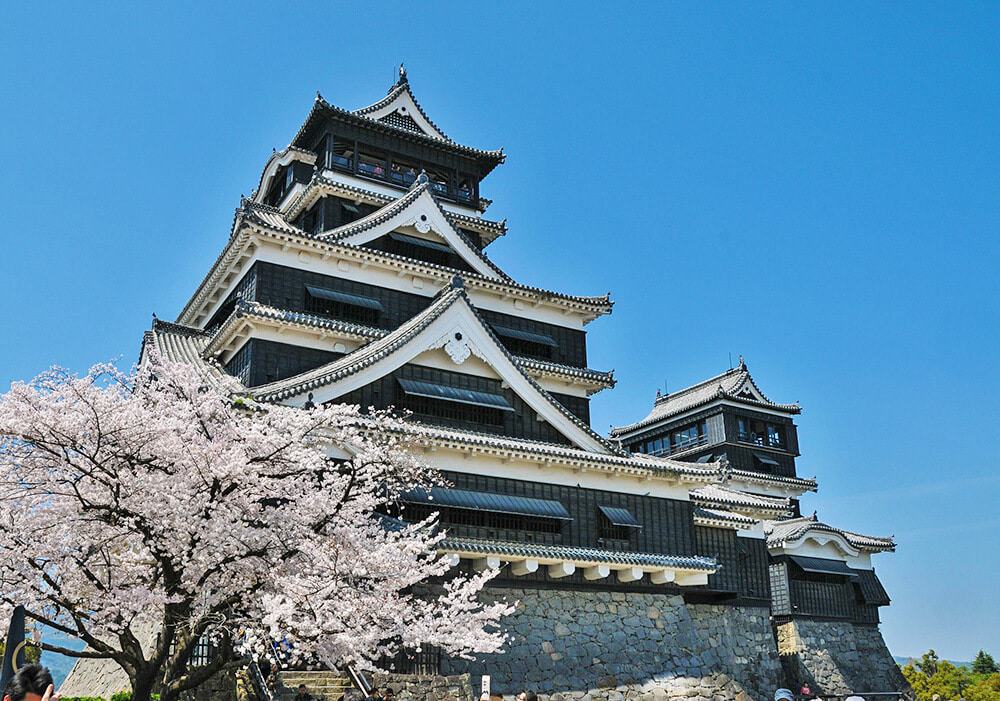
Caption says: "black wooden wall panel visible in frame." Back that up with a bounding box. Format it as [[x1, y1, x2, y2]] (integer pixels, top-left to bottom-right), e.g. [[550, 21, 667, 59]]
[[248, 262, 589, 367], [225, 338, 343, 388], [441, 470, 698, 556], [336, 363, 575, 444]]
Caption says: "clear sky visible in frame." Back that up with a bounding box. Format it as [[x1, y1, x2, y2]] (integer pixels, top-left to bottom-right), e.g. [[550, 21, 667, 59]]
[[1, 2, 997, 662]]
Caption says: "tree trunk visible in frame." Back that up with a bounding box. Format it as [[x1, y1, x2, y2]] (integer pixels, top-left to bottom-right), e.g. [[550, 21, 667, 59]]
[[130, 670, 159, 701]]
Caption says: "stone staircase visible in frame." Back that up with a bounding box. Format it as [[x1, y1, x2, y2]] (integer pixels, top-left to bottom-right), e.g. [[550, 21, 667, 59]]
[[275, 670, 353, 701]]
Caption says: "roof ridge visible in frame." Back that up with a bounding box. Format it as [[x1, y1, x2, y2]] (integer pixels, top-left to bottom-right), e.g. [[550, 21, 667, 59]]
[[299, 94, 504, 162], [654, 366, 743, 405], [352, 66, 453, 143]]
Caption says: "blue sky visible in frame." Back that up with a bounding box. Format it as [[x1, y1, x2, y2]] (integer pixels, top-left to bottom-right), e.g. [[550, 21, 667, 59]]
[[1, 2, 998, 662]]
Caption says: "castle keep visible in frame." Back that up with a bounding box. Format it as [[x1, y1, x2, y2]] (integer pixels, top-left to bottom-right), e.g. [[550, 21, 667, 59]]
[[132, 68, 907, 700]]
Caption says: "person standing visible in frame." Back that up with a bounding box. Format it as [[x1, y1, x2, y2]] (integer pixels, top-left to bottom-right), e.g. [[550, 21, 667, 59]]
[[2, 665, 59, 701]]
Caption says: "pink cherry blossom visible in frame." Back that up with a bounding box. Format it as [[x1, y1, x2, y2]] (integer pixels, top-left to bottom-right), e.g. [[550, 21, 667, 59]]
[[0, 356, 512, 701]]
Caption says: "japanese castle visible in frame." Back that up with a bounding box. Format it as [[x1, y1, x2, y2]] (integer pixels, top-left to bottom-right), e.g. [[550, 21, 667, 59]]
[[135, 67, 909, 700]]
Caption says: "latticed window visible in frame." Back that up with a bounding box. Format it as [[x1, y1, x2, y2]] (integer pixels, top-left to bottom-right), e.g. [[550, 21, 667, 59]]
[[403, 393, 505, 427], [303, 286, 382, 326]]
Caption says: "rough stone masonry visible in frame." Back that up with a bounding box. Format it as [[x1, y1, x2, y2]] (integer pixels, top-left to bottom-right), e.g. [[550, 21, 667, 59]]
[[442, 588, 784, 701]]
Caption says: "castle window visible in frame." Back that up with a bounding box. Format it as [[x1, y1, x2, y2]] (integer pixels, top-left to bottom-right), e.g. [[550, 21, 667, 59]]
[[386, 232, 453, 267], [340, 201, 361, 224], [490, 324, 558, 361], [389, 158, 420, 186], [753, 451, 780, 473], [331, 138, 354, 170], [358, 148, 388, 178], [397, 378, 512, 427], [597, 505, 640, 549], [456, 173, 475, 202], [304, 285, 383, 326], [425, 166, 451, 196], [737, 416, 785, 449], [670, 420, 708, 452], [400, 487, 568, 541]]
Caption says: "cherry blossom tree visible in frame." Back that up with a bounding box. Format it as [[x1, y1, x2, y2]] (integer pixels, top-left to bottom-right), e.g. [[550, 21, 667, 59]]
[[0, 357, 512, 701]]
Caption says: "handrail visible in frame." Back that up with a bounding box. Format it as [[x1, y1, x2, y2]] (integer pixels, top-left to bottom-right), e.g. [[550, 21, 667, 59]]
[[648, 433, 710, 457], [246, 658, 275, 701]]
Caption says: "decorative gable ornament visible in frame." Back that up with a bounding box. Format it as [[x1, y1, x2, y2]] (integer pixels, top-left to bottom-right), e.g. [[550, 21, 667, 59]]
[[413, 212, 432, 234], [430, 328, 478, 366], [444, 332, 472, 365]]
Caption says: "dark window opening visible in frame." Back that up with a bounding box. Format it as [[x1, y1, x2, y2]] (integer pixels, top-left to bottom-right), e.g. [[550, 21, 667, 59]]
[[304, 285, 382, 326], [389, 158, 420, 186], [358, 148, 388, 178], [639, 420, 708, 456], [399, 393, 506, 428], [425, 166, 451, 196], [402, 503, 565, 542], [490, 324, 558, 361], [456, 173, 475, 202], [318, 134, 479, 205], [737, 416, 785, 448], [331, 138, 355, 170], [385, 232, 454, 267]]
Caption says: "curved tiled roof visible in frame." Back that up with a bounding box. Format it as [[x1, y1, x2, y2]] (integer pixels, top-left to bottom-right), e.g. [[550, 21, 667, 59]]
[[248, 282, 618, 455], [438, 537, 718, 572], [178, 199, 611, 326], [610, 359, 800, 437], [281, 173, 506, 241], [315, 180, 510, 281], [291, 93, 504, 173], [250, 285, 465, 402], [205, 300, 615, 392], [353, 67, 450, 142], [764, 516, 895, 553], [388, 421, 723, 482], [690, 484, 792, 515], [725, 468, 818, 493], [142, 320, 245, 395], [140, 319, 722, 484], [693, 507, 758, 529]]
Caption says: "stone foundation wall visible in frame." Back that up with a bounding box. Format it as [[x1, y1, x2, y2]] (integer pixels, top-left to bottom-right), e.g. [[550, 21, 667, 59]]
[[356, 673, 474, 701], [442, 588, 782, 701], [776, 619, 911, 697]]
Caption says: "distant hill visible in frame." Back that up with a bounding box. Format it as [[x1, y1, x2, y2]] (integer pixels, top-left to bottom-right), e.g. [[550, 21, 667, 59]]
[[894, 655, 972, 670]]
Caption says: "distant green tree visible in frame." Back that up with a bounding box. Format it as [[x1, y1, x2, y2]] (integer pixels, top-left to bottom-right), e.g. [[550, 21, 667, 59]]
[[904, 650, 1000, 701], [973, 651, 999, 676], [919, 650, 941, 677], [965, 674, 1000, 701]]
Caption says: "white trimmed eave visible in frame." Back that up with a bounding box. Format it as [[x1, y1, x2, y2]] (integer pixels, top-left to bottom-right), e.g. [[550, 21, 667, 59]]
[[613, 397, 800, 442], [771, 531, 862, 559], [355, 86, 448, 141], [252, 149, 318, 206], [282, 173, 505, 243], [205, 311, 614, 395], [325, 187, 503, 280], [437, 548, 712, 586], [278, 295, 610, 454], [178, 225, 611, 328], [694, 501, 792, 520], [405, 432, 720, 488], [724, 472, 818, 499], [693, 511, 764, 535]]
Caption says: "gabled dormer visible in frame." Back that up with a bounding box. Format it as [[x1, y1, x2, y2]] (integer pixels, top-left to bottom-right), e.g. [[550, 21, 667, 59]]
[[290, 67, 503, 212], [611, 359, 801, 478]]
